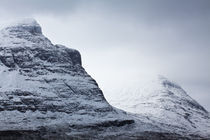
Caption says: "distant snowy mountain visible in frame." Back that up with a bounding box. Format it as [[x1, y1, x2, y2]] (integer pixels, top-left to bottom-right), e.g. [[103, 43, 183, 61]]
[[0, 19, 209, 139], [105, 76, 210, 138]]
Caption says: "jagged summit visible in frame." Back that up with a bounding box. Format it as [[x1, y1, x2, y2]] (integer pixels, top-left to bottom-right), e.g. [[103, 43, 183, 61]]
[[3, 18, 42, 34], [10, 18, 39, 26], [0, 19, 52, 48]]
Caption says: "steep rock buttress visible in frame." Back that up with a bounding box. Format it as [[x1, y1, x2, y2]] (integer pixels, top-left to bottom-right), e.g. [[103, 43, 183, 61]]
[[0, 19, 133, 135]]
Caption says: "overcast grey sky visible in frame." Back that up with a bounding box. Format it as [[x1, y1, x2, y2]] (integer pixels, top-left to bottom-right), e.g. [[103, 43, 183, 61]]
[[0, 0, 210, 111]]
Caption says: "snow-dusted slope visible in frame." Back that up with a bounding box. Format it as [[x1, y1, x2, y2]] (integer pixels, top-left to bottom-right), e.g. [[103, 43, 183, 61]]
[[105, 76, 210, 138], [0, 19, 136, 138]]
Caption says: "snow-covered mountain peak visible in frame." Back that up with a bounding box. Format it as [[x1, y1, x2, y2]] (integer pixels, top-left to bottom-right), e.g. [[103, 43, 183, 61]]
[[157, 76, 208, 113], [105, 76, 210, 137], [158, 75, 182, 89], [3, 18, 42, 35], [0, 19, 52, 48]]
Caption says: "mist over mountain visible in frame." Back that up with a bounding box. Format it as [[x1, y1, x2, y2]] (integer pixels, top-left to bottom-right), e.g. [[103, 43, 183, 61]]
[[105, 76, 210, 137]]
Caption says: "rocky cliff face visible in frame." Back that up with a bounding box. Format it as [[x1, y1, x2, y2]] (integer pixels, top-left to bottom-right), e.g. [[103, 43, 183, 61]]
[[0, 19, 209, 139], [0, 19, 136, 139]]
